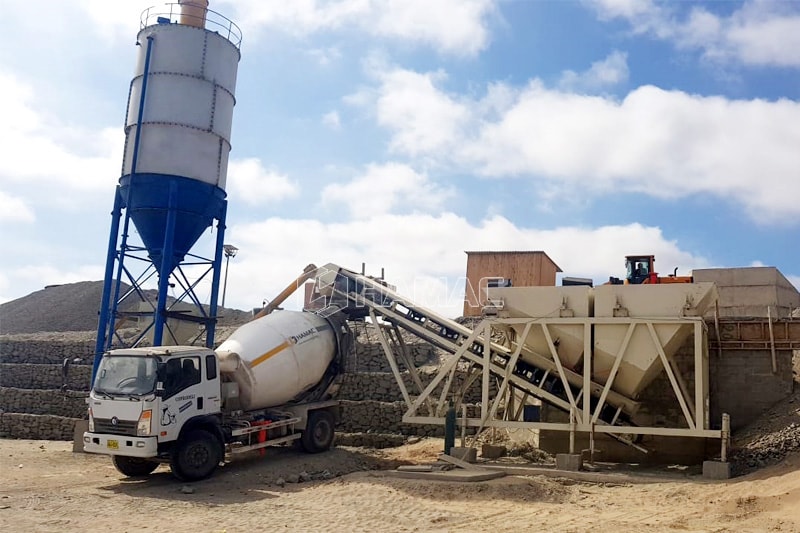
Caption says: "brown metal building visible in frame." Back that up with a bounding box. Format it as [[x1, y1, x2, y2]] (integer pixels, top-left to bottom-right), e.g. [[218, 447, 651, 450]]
[[462, 251, 562, 316]]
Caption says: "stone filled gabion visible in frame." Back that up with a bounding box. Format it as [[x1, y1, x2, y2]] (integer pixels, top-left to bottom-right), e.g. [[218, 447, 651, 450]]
[[0, 322, 470, 442], [0, 413, 78, 440], [0, 363, 92, 390], [0, 338, 95, 365], [0, 388, 88, 418]]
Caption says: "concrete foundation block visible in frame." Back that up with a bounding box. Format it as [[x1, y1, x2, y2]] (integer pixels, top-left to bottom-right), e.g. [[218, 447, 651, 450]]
[[556, 453, 582, 471], [72, 419, 88, 453], [703, 460, 732, 480], [481, 444, 506, 459], [449, 446, 478, 463]]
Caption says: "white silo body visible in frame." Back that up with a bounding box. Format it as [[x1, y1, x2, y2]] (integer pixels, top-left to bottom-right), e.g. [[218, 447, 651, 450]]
[[123, 13, 240, 188]]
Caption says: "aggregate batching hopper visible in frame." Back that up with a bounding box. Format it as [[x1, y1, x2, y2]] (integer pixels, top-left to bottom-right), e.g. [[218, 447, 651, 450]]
[[488, 282, 718, 401], [93, 1, 242, 380]]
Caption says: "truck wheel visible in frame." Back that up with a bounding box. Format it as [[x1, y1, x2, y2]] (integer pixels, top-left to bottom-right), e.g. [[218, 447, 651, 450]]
[[170, 429, 222, 482], [112, 455, 159, 477], [301, 410, 335, 453]]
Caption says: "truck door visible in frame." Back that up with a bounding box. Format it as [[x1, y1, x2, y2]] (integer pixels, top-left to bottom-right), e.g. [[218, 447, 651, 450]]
[[158, 356, 208, 442]]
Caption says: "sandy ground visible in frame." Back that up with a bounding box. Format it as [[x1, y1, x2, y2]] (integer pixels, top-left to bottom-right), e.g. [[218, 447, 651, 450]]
[[1, 439, 800, 533]]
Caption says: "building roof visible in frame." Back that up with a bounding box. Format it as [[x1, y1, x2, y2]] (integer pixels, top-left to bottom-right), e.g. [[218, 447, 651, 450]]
[[464, 250, 562, 272]]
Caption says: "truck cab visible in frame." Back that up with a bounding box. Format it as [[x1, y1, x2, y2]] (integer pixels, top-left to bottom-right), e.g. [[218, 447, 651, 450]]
[[84, 346, 224, 480]]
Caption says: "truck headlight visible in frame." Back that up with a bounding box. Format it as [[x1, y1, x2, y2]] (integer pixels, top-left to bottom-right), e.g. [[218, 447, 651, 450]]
[[137, 410, 152, 436], [88, 408, 94, 432]]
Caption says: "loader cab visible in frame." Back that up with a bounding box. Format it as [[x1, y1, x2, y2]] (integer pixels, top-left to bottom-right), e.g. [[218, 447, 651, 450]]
[[625, 255, 656, 285]]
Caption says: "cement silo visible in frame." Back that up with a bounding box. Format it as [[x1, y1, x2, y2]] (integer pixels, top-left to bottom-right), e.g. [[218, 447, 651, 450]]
[[93, 1, 241, 379]]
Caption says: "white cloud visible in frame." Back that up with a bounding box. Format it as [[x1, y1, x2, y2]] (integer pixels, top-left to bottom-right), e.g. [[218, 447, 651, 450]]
[[321, 162, 453, 218], [558, 51, 629, 92], [0, 71, 121, 192], [373, 68, 470, 156], [222, 214, 709, 317], [0, 190, 35, 223], [223, 0, 497, 56], [322, 110, 342, 130], [586, 0, 800, 67], [307, 47, 343, 66], [354, 63, 800, 223], [227, 158, 300, 205]]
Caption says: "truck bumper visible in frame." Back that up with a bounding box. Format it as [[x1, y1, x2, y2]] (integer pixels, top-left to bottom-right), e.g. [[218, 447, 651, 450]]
[[83, 432, 158, 458]]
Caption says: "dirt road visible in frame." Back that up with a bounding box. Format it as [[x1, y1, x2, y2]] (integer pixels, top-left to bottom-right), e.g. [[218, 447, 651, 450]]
[[1, 439, 799, 532]]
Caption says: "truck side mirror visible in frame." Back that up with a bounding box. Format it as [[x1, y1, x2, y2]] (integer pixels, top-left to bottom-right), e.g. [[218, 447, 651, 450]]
[[155, 382, 165, 398]]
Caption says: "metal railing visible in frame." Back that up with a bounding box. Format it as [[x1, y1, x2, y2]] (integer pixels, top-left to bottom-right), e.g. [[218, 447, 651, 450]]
[[140, 3, 242, 48]]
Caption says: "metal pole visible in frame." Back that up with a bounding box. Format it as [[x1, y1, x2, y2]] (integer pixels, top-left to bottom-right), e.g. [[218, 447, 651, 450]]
[[768, 306, 777, 374], [569, 408, 576, 454], [721, 413, 730, 462], [221, 253, 231, 308], [461, 404, 467, 447], [444, 404, 456, 455], [206, 203, 228, 348]]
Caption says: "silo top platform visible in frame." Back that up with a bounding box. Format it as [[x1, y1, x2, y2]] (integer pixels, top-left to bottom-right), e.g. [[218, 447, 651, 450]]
[[140, 3, 242, 49]]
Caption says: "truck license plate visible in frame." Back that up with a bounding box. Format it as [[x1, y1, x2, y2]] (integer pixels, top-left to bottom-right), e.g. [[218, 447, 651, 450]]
[[107, 439, 119, 450]]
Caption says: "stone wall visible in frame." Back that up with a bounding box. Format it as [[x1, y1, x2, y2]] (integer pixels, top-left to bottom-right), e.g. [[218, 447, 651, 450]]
[[0, 413, 78, 440], [0, 326, 455, 443], [0, 363, 92, 390], [0, 337, 95, 364], [338, 370, 497, 405], [710, 349, 794, 430], [0, 388, 88, 418]]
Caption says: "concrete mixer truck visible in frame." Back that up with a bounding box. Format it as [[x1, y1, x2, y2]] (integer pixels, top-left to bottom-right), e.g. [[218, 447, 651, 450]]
[[82, 307, 353, 481]]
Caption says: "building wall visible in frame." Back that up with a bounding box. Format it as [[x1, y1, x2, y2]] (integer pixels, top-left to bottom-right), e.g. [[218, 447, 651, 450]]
[[463, 251, 561, 316], [693, 267, 800, 318]]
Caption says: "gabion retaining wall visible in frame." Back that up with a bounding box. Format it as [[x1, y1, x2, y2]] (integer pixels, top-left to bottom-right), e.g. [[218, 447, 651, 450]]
[[0, 363, 92, 390], [338, 400, 443, 436], [0, 337, 95, 365], [0, 413, 78, 440], [0, 388, 88, 418], [0, 329, 454, 443], [338, 370, 498, 404]]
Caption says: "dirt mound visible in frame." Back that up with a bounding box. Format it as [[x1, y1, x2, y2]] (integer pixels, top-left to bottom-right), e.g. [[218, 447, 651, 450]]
[[0, 281, 108, 334], [0, 281, 251, 335]]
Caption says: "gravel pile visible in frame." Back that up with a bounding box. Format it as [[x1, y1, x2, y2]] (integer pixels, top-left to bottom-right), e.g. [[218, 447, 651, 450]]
[[730, 379, 800, 475], [0, 281, 252, 335]]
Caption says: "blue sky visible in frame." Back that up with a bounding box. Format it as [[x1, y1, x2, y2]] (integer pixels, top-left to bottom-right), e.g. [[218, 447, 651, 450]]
[[1, 0, 798, 318]]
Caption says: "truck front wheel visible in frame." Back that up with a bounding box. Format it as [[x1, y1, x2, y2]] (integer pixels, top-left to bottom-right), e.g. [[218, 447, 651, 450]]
[[301, 410, 335, 453], [170, 429, 222, 482], [112, 455, 159, 477]]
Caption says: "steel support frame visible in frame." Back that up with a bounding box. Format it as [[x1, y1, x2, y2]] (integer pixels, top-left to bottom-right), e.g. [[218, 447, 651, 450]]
[[373, 315, 720, 441]]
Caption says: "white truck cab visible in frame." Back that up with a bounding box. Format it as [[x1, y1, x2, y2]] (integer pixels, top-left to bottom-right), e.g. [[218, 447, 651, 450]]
[[85, 347, 216, 451], [83, 322, 343, 482]]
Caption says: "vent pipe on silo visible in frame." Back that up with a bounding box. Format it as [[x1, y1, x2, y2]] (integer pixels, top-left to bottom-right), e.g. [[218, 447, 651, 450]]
[[179, 0, 208, 28]]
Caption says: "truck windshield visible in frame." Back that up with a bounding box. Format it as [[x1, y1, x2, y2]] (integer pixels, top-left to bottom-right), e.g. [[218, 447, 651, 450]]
[[94, 356, 158, 396]]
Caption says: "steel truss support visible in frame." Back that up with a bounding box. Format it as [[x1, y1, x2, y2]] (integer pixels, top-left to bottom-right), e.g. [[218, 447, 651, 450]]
[[321, 264, 723, 452]]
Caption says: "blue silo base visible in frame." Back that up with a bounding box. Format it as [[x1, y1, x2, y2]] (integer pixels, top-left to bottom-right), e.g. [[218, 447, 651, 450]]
[[119, 173, 226, 275]]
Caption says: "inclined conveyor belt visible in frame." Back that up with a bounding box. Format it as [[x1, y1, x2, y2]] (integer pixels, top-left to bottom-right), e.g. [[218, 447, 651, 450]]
[[320, 265, 641, 434]]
